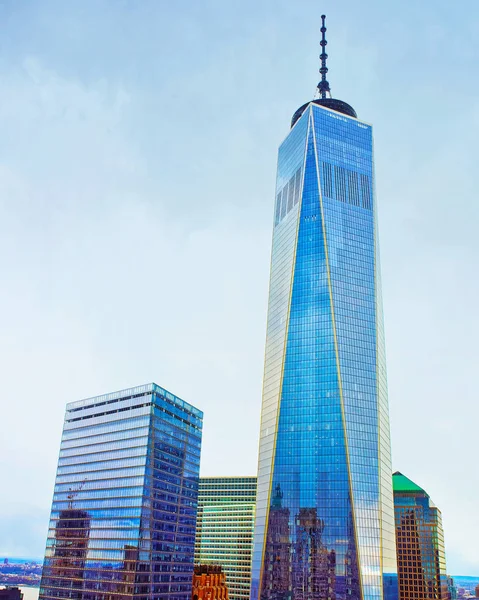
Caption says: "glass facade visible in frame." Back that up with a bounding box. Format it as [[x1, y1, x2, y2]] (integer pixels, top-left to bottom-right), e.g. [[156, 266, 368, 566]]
[[39, 383, 203, 600], [251, 102, 397, 600], [393, 472, 449, 600], [195, 478, 256, 600]]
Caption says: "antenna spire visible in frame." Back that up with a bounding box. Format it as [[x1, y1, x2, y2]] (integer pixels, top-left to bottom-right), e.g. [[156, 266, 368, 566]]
[[317, 14, 331, 99]]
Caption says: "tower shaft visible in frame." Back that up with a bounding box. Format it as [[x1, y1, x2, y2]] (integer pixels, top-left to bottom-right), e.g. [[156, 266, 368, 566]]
[[251, 101, 398, 600]]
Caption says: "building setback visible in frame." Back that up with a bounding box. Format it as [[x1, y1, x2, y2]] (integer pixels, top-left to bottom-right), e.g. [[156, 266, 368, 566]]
[[39, 383, 203, 600], [393, 472, 449, 600], [195, 477, 256, 600], [251, 15, 398, 600]]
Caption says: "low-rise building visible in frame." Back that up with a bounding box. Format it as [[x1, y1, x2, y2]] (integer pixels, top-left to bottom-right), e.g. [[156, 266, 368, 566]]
[[192, 565, 229, 600]]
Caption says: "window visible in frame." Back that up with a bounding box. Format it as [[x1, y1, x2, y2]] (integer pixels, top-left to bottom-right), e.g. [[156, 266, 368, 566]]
[[334, 166, 347, 202], [280, 182, 289, 218], [275, 191, 282, 225], [348, 171, 360, 206], [321, 162, 333, 198], [287, 177, 295, 211], [294, 169, 302, 205], [360, 174, 372, 209]]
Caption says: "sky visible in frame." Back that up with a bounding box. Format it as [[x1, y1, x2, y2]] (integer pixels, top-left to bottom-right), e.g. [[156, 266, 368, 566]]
[[0, 0, 478, 577]]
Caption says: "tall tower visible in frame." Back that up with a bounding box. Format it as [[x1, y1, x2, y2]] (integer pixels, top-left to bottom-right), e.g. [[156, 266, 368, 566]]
[[251, 16, 398, 600]]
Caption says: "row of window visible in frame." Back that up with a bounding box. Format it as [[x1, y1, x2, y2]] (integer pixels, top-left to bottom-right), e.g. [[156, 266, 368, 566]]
[[321, 162, 372, 210], [68, 390, 152, 413], [274, 168, 303, 226], [60, 426, 150, 450], [66, 402, 152, 424]]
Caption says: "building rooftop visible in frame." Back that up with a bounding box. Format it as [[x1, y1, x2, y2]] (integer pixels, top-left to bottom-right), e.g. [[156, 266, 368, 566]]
[[66, 382, 203, 417], [392, 471, 427, 495]]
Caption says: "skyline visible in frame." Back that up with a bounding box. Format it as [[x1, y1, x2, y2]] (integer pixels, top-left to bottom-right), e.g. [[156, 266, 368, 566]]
[[0, 0, 478, 579]]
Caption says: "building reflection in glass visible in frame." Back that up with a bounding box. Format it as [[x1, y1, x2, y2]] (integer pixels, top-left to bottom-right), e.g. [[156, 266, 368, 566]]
[[41, 507, 91, 599], [39, 383, 203, 600], [116, 545, 139, 599], [292, 507, 336, 600], [260, 485, 363, 600], [261, 485, 291, 600]]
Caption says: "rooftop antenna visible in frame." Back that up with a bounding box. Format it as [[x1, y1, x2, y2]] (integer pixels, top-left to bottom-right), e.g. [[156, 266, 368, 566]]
[[291, 12, 358, 126], [317, 14, 331, 99]]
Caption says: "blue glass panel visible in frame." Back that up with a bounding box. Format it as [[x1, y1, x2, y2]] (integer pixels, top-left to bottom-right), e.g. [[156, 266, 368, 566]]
[[39, 385, 202, 600], [260, 121, 359, 600], [252, 103, 398, 600], [313, 106, 382, 598]]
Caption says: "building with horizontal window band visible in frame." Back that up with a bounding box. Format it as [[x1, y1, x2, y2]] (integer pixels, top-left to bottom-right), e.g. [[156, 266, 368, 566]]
[[39, 383, 203, 600], [195, 477, 256, 600]]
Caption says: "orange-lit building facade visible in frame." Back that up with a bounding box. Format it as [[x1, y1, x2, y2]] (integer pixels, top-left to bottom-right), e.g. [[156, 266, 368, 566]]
[[192, 565, 229, 600]]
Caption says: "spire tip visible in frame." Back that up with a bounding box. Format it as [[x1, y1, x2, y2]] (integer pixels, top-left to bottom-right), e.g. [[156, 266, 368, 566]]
[[317, 14, 331, 99]]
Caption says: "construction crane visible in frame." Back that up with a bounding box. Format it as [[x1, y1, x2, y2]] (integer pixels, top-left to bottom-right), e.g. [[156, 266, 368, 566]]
[[67, 478, 87, 509]]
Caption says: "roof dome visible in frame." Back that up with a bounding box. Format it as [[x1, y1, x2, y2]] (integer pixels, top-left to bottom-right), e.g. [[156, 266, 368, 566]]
[[291, 98, 357, 128]]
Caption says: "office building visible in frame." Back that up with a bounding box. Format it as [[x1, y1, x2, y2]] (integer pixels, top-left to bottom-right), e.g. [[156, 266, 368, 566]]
[[192, 565, 229, 600], [393, 472, 449, 600], [195, 477, 256, 600], [251, 15, 397, 600], [39, 383, 203, 600]]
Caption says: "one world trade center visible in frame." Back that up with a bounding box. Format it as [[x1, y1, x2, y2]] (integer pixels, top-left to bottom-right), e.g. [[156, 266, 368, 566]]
[[251, 16, 398, 600]]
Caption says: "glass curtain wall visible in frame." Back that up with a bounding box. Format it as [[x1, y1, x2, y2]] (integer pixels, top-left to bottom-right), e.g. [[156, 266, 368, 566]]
[[251, 103, 397, 600], [39, 383, 203, 600]]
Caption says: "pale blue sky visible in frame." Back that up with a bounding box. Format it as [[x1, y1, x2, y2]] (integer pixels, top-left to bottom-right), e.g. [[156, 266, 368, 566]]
[[0, 0, 478, 576]]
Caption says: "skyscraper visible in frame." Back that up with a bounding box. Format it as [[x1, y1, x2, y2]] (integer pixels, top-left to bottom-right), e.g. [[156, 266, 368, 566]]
[[39, 383, 203, 600], [393, 472, 449, 600], [251, 16, 397, 600], [195, 477, 256, 600]]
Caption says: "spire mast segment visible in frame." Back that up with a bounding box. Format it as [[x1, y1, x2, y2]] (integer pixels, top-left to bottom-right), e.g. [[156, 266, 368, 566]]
[[291, 12, 358, 126], [318, 14, 331, 99]]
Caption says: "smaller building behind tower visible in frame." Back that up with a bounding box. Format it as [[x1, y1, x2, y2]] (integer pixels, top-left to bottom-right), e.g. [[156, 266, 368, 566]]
[[195, 477, 256, 600], [393, 471, 450, 600]]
